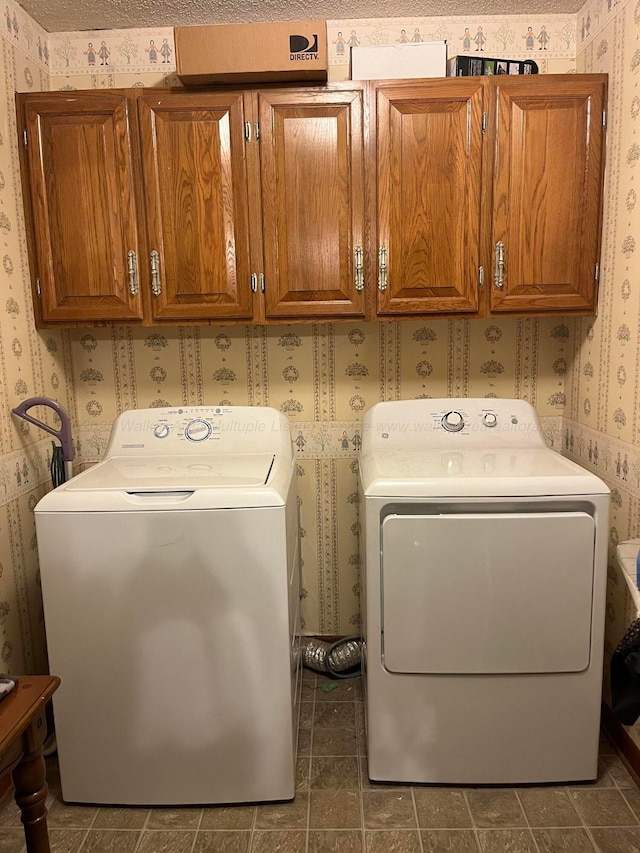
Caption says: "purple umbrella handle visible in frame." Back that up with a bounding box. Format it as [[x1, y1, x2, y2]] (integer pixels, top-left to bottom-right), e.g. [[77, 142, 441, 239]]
[[11, 397, 75, 463]]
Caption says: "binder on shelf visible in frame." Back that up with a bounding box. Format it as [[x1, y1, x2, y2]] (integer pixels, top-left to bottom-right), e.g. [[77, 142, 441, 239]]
[[448, 55, 538, 77]]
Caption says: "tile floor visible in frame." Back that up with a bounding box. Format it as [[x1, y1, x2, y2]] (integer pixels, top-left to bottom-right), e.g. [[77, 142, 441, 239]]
[[2, 672, 640, 852]]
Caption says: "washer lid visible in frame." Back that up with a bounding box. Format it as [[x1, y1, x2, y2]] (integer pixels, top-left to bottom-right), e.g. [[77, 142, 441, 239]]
[[65, 453, 276, 491], [37, 452, 292, 511], [360, 447, 609, 497]]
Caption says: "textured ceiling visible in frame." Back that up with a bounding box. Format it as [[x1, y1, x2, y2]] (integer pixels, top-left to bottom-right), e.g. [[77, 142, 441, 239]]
[[22, 0, 584, 34]]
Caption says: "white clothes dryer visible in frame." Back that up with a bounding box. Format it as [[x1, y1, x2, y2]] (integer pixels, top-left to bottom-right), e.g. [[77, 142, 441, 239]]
[[359, 399, 609, 785], [35, 406, 301, 805]]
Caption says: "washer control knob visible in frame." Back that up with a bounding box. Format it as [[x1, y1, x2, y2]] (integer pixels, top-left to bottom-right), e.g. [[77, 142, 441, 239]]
[[441, 411, 465, 433], [483, 412, 498, 428], [153, 423, 170, 439], [184, 418, 212, 442]]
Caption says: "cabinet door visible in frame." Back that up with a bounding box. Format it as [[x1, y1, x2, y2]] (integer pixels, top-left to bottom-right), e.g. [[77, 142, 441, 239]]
[[20, 93, 144, 324], [489, 75, 606, 313], [139, 92, 254, 321], [375, 80, 484, 316], [258, 88, 366, 319]]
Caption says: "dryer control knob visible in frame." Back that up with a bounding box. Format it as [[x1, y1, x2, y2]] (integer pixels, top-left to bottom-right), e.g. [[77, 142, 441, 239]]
[[184, 418, 212, 442], [482, 412, 498, 428], [441, 411, 464, 432]]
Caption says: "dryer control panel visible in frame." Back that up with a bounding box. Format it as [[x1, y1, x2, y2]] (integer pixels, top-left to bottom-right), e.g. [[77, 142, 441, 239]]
[[441, 408, 499, 433], [362, 398, 547, 451]]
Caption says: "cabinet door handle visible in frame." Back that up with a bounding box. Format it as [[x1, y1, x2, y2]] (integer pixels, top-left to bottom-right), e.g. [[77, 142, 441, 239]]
[[127, 250, 139, 296], [378, 245, 387, 292], [150, 250, 162, 296], [355, 246, 364, 291], [494, 241, 505, 289]]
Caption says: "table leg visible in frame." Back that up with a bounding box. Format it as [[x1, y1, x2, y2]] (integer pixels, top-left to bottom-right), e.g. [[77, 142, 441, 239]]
[[12, 746, 51, 853]]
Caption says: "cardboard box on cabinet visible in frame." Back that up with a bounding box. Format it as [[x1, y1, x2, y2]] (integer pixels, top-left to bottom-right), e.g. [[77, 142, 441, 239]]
[[350, 41, 447, 81], [175, 20, 328, 85]]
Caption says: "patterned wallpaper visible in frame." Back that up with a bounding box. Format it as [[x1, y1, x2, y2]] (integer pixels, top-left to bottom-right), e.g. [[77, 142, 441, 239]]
[[0, 0, 632, 717], [567, 0, 640, 750], [42, 13, 577, 88], [0, 0, 70, 674], [325, 15, 576, 79]]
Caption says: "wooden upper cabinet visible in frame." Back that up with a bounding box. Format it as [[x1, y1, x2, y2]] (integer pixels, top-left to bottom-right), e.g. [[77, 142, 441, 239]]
[[489, 75, 606, 313], [375, 80, 485, 316], [258, 88, 366, 319], [19, 92, 144, 324], [17, 76, 607, 328], [138, 91, 254, 321]]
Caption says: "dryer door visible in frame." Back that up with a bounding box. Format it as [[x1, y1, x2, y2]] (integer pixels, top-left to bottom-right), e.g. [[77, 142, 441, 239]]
[[381, 511, 595, 674]]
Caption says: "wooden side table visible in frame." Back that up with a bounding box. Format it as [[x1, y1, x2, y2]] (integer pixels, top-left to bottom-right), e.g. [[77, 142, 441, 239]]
[[0, 675, 60, 853]]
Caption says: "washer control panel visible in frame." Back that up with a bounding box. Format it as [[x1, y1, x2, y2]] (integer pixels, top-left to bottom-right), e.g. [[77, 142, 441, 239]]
[[105, 405, 291, 457], [144, 408, 230, 444]]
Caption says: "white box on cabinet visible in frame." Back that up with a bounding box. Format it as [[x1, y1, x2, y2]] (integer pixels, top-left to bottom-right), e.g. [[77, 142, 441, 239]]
[[350, 41, 447, 80]]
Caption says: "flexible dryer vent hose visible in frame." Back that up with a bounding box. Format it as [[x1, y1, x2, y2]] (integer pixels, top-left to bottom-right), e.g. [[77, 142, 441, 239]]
[[301, 636, 362, 679]]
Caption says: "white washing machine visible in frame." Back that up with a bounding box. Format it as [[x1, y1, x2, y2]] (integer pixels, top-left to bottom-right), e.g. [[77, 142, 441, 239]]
[[35, 406, 301, 805], [359, 398, 609, 785]]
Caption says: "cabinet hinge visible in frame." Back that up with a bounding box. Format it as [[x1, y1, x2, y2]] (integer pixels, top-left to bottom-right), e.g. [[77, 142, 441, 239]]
[[244, 121, 252, 142], [602, 110, 607, 129], [478, 266, 484, 287], [595, 263, 600, 283], [481, 112, 487, 134], [35, 277, 41, 297], [23, 129, 28, 148]]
